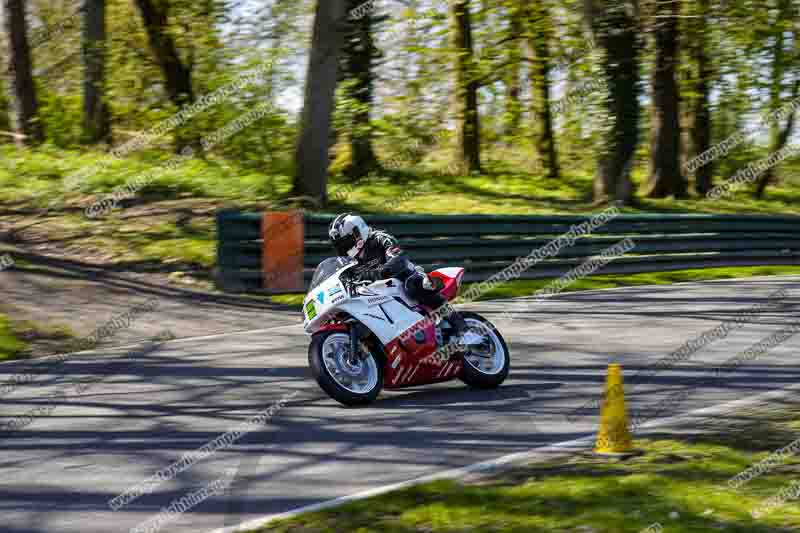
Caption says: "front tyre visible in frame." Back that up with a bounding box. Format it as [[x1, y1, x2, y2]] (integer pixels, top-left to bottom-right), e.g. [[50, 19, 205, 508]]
[[458, 312, 510, 389], [309, 331, 383, 406]]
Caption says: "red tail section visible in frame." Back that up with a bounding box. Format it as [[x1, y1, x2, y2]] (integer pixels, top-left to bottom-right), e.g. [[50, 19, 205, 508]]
[[428, 267, 465, 302]]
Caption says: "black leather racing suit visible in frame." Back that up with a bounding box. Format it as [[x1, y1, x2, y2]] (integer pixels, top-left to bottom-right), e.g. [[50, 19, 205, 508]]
[[349, 230, 468, 341], [349, 230, 446, 310]]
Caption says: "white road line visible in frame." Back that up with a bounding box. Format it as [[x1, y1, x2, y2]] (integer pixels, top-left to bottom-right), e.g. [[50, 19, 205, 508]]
[[207, 381, 800, 533]]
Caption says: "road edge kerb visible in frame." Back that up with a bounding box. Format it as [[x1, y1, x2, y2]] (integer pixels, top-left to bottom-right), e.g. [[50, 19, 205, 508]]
[[206, 381, 800, 533]]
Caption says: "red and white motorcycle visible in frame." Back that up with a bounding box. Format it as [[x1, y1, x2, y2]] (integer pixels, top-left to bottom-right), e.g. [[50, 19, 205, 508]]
[[303, 257, 510, 406]]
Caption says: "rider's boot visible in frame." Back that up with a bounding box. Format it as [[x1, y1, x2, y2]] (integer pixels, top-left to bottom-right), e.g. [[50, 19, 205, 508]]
[[447, 311, 469, 351], [432, 304, 472, 359]]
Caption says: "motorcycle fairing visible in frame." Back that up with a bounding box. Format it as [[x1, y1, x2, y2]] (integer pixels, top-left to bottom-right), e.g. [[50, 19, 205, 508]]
[[304, 263, 467, 389], [383, 335, 463, 389]]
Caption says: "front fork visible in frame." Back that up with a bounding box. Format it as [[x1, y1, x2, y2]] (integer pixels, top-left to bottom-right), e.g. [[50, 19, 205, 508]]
[[350, 325, 360, 360], [346, 320, 372, 361]]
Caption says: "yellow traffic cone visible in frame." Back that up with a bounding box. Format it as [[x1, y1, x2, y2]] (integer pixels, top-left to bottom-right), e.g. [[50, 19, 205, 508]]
[[594, 363, 635, 456]]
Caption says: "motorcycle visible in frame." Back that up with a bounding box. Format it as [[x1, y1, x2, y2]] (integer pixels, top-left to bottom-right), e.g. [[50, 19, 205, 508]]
[[303, 257, 510, 406]]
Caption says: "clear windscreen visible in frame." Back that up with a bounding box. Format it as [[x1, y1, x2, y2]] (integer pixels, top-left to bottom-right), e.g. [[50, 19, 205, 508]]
[[309, 257, 352, 291]]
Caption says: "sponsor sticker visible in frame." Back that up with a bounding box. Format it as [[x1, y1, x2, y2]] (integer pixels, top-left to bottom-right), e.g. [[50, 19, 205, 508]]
[[305, 300, 317, 320]]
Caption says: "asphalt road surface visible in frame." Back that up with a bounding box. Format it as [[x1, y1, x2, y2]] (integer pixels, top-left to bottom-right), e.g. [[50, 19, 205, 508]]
[[1, 276, 798, 533]]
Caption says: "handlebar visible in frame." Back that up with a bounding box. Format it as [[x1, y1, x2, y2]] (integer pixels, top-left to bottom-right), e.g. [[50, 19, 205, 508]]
[[342, 278, 371, 297]]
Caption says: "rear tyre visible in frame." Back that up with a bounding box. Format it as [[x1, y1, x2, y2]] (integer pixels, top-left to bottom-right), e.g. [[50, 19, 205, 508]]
[[458, 312, 510, 389], [309, 331, 383, 406]]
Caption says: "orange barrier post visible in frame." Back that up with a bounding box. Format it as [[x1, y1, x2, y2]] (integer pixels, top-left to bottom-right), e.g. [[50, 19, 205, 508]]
[[262, 211, 304, 292]]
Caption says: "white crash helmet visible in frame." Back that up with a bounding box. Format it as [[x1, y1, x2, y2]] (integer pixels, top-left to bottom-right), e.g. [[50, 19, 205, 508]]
[[329, 214, 371, 258]]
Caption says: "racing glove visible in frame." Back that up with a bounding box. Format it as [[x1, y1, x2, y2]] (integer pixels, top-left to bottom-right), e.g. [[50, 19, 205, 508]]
[[416, 265, 434, 290]]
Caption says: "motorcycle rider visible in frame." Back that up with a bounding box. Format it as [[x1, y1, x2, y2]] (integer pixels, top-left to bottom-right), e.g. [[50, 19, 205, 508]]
[[328, 213, 469, 347]]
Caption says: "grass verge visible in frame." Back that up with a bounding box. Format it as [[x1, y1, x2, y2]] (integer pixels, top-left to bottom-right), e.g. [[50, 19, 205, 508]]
[[268, 266, 800, 308], [0, 313, 75, 361], [2, 145, 799, 216], [253, 405, 800, 533], [466, 265, 800, 302], [0, 314, 27, 361]]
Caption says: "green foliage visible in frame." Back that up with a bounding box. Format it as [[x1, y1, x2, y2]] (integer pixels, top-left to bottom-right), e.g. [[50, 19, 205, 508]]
[[0, 144, 293, 207], [38, 89, 83, 149], [0, 0, 796, 230]]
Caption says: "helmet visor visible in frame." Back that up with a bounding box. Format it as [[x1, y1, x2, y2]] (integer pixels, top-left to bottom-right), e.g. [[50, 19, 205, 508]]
[[332, 234, 358, 258]]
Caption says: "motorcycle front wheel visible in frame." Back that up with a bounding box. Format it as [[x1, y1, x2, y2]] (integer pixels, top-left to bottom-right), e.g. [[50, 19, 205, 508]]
[[309, 331, 383, 406]]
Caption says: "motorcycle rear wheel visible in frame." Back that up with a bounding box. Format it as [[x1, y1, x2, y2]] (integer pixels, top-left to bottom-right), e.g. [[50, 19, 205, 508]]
[[309, 331, 383, 406], [458, 312, 510, 389]]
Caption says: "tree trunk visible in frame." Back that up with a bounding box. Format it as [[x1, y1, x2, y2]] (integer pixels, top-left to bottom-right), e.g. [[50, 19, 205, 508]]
[[450, 0, 481, 174], [340, 0, 380, 179], [3, 0, 44, 146], [755, 0, 796, 199], [686, 0, 712, 195], [527, 0, 560, 179], [646, 0, 686, 198], [293, 0, 347, 205], [756, 79, 798, 198], [0, 77, 10, 137], [584, 0, 639, 205], [133, 0, 197, 152], [400, 0, 416, 121], [504, 7, 522, 139], [82, 0, 111, 144]]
